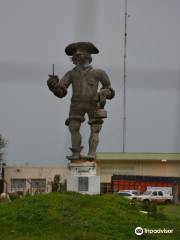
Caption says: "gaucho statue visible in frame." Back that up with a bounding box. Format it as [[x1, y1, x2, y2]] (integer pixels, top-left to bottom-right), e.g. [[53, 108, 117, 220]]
[[47, 42, 115, 161]]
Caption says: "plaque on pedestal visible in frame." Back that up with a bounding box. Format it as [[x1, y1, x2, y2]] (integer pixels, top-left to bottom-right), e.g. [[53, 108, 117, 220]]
[[67, 161, 100, 195]]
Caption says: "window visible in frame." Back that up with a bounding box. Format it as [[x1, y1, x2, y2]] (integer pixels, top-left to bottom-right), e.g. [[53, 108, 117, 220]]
[[152, 191, 157, 196], [11, 179, 26, 192], [78, 177, 88, 191], [118, 192, 131, 196], [31, 179, 46, 192]]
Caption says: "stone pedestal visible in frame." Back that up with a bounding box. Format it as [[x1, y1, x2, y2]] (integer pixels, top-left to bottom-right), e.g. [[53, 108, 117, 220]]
[[67, 161, 100, 194]]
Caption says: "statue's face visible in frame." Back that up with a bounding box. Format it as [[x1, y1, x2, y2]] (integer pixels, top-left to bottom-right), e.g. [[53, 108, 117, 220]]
[[72, 53, 92, 65]]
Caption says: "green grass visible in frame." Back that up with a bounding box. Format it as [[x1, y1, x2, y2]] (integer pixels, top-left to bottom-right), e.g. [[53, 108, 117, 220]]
[[0, 192, 179, 240], [157, 204, 180, 220]]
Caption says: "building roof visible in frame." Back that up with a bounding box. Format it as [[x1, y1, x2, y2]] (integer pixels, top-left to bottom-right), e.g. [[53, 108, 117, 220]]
[[96, 152, 180, 161]]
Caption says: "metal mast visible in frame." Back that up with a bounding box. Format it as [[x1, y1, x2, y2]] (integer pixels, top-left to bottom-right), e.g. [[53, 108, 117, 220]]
[[123, 0, 128, 152]]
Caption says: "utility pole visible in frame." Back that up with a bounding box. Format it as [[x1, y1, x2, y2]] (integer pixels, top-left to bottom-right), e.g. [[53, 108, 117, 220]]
[[123, 0, 129, 152]]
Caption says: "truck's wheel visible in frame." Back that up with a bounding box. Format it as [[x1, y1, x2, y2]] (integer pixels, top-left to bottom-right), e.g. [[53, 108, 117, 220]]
[[165, 199, 171, 204]]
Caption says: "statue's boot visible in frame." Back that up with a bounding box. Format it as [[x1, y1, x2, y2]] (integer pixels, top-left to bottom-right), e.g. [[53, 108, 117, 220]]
[[81, 154, 95, 160], [67, 120, 83, 160], [66, 146, 83, 160], [86, 153, 96, 160], [86, 139, 98, 161], [86, 124, 102, 160]]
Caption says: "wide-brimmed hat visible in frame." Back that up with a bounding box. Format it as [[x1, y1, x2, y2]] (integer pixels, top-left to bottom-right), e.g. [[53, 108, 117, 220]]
[[65, 42, 99, 56]]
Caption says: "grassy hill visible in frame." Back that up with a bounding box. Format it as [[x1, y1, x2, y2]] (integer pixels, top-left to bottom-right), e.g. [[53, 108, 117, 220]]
[[0, 192, 179, 240]]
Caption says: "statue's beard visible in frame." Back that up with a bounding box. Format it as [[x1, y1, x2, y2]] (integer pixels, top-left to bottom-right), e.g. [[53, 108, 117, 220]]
[[75, 58, 89, 66], [72, 53, 92, 66]]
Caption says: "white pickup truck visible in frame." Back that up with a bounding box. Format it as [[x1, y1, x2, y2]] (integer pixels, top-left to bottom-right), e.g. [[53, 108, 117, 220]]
[[135, 190, 173, 204]]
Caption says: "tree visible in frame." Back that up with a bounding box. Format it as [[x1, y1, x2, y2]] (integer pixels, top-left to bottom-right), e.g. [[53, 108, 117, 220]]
[[0, 134, 7, 162], [0, 134, 7, 189]]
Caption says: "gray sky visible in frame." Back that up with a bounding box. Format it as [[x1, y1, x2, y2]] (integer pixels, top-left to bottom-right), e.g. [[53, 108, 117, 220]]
[[0, 0, 180, 166]]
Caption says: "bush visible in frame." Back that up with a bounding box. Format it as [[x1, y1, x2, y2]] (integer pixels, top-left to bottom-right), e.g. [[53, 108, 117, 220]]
[[52, 175, 61, 192]]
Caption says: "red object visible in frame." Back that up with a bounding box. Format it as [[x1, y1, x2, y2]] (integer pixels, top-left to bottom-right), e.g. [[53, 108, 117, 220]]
[[111, 175, 180, 194]]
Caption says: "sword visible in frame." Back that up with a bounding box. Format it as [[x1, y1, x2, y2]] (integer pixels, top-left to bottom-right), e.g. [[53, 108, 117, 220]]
[[49, 64, 55, 77], [52, 63, 55, 76], [49, 64, 58, 79], [48, 64, 59, 88]]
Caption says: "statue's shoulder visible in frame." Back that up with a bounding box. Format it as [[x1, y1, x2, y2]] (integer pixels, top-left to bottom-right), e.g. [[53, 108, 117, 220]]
[[69, 67, 79, 75], [92, 68, 107, 76], [63, 69, 75, 78], [67, 69, 74, 74]]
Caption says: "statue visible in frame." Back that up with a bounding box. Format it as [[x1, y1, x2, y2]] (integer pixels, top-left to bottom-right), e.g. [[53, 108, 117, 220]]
[[47, 42, 115, 161]]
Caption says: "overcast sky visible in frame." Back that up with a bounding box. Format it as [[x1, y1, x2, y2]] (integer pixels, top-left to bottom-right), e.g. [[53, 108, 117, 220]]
[[0, 0, 180, 166]]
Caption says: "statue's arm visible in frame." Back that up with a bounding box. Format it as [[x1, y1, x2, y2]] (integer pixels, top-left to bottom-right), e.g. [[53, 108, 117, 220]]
[[47, 71, 72, 98], [97, 69, 115, 100]]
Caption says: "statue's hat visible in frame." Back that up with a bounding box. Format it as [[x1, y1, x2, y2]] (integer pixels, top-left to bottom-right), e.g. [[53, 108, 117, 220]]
[[65, 42, 99, 56]]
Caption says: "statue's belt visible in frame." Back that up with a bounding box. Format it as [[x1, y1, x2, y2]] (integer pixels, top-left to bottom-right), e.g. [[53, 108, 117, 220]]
[[71, 97, 98, 103]]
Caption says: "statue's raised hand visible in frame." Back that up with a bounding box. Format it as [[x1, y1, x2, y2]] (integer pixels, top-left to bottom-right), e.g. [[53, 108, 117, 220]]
[[47, 75, 59, 92]]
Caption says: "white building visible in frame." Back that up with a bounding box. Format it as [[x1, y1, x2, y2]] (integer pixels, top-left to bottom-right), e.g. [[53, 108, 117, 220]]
[[4, 165, 68, 194]]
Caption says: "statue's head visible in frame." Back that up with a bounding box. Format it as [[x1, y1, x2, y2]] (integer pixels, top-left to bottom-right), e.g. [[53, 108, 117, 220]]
[[71, 52, 92, 65], [65, 42, 99, 66]]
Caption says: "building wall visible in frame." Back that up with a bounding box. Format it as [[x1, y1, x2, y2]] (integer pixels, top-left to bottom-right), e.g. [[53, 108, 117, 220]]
[[96, 160, 180, 183], [4, 166, 68, 193], [4, 159, 180, 192]]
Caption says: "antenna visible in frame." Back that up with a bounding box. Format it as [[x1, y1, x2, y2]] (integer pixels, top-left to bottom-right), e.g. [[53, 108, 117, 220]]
[[122, 0, 129, 152]]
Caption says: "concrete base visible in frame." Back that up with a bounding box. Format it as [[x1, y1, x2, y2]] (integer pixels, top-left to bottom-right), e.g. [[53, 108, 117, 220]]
[[67, 175, 100, 194], [67, 160, 100, 195]]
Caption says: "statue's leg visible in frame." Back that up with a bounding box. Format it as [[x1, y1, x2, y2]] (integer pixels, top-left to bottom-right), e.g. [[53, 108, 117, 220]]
[[88, 123, 102, 159], [66, 102, 85, 160], [67, 120, 82, 160]]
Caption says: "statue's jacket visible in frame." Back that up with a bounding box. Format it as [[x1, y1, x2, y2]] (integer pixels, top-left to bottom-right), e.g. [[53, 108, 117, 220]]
[[53, 65, 114, 102], [52, 65, 115, 125]]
